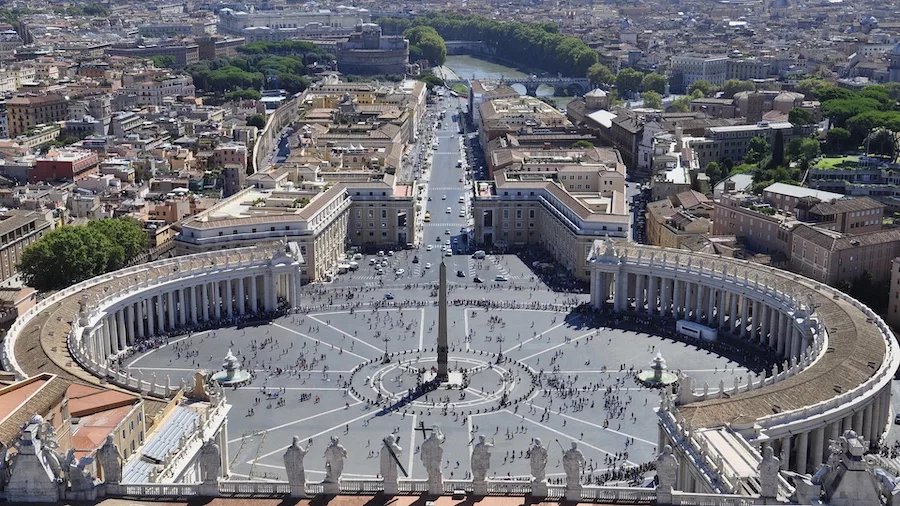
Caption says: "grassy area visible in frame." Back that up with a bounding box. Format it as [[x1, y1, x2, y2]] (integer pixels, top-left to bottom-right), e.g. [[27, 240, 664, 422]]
[[451, 84, 468, 95], [813, 155, 859, 169]]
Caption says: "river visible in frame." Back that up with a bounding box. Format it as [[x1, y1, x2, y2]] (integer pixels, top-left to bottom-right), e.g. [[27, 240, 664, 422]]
[[443, 55, 574, 109]]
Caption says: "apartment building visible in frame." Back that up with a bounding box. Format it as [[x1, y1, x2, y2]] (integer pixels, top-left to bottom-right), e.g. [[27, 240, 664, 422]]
[[175, 181, 415, 282], [119, 74, 196, 106], [789, 225, 900, 286], [645, 190, 714, 249], [472, 169, 629, 280], [214, 144, 249, 196], [469, 81, 519, 125], [689, 121, 815, 167], [0, 209, 51, 283], [478, 96, 572, 148], [31, 149, 100, 183], [6, 94, 69, 137], [670, 55, 728, 88], [712, 192, 799, 256]]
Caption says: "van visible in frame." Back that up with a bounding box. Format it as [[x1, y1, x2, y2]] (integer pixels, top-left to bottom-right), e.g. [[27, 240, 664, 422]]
[[424, 212, 431, 222], [458, 196, 464, 204], [473, 250, 486, 259], [348, 261, 359, 271]]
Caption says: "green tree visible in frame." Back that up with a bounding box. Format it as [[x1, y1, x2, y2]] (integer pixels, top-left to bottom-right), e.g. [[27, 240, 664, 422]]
[[641, 90, 662, 109], [225, 89, 262, 101], [820, 98, 881, 128], [615, 68, 644, 95], [148, 55, 176, 68], [670, 95, 691, 112], [418, 73, 445, 89], [18, 219, 146, 291], [641, 73, 666, 94], [865, 128, 898, 160], [688, 80, 717, 97], [247, 114, 266, 129], [785, 137, 820, 164], [404, 26, 447, 66], [769, 130, 785, 169], [795, 78, 831, 100], [721, 79, 756, 98], [705, 161, 727, 186], [587, 63, 614, 87], [788, 107, 816, 126], [825, 127, 852, 153], [571, 140, 594, 148], [745, 136, 769, 164]]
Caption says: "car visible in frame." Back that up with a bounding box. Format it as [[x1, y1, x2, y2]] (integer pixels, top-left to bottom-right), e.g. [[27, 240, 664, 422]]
[[458, 196, 465, 203], [445, 229, 450, 235], [395, 269, 405, 276], [494, 275, 509, 282], [412, 256, 419, 263], [369, 258, 377, 265], [377, 250, 385, 257], [445, 250, 453, 257], [459, 178, 463, 182], [425, 263, 432, 269], [459, 210, 465, 217], [384, 293, 395, 300], [473, 276, 483, 283], [426, 245, 433, 251], [442, 195, 447, 200], [428, 197, 432, 201], [446, 207, 452, 213], [456, 270, 466, 277], [387, 251, 394, 256], [375, 268, 384, 275]]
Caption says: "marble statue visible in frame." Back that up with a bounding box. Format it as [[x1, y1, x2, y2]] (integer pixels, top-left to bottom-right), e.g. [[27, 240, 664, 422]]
[[758, 444, 780, 498], [529, 438, 548, 482], [67, 455, 95, 491], [655, 445, 678, 498], [323, 436, 347, 483], [380, 434, 402, 494], [283, 436, 308, 497], [199, 439, 221, 483], [420, 427, 444, 483], [471, 435, 493, 482], [562, 442, 585, 487], [97, 435, 122, 485], [380, 435, 402, 480]]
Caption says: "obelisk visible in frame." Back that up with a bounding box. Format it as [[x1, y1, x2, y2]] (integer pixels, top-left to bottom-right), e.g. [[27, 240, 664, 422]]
[[436, 261, 449, 381]]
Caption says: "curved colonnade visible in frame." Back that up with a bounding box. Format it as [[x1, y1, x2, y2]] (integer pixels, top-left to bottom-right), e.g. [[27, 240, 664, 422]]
[[1, 244, 303, 395], [589, 240, 899, 490]]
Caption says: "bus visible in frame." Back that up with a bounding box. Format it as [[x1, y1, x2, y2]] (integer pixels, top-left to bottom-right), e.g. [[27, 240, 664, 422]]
[[424, 212, 431, 222], [676, 320, 717, 341]]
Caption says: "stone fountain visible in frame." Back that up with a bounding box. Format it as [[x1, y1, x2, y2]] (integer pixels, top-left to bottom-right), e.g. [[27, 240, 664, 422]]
[[211, 349, 251, 386], [637, 352, 678, 388]]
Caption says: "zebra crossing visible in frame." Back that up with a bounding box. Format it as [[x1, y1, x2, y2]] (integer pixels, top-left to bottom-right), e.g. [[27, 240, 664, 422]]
[[467, 256, 517, 279]]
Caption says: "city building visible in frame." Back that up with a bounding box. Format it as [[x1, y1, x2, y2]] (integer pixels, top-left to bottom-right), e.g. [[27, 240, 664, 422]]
[[689, 121, 815, 167], [670, 55, 728, 89], [645, 190, 714, 249], [478, 96, 572, 149], [0, 209, 51, 283], [472, 160, 629, 280], [888, 257, 900, 328], [336, 24, 409, 76], [217, 7, 369, 36], [6, 94, 69, 138], [31, 149, 100, 183], [176, 181, 415, 282], [468, 81, 519, 125]]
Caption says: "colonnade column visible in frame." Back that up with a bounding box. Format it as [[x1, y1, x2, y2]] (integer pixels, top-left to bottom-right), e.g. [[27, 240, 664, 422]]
[[201, 283, 210, 322], [810, 426, 825, 471], [135, 302, 145, 339], [126, 305, 135, 346], [116, 310, 127, 351], [107, 317, 118, 355], [750, 301, 760, 342], [740, 296, 749, 338], [695, 284, 704, 321], [648, 276, 659, 315], [635, 274, 645, 313], [759, 304, 770, 348], [795, 431, 809, 475], [179, 288, 187, 327], [293, 273, 302, 309], [729, 292, 739, 334], [213, 282, 222, 320], [780, 436, 791, 471], [265, 272, 276, 312], [614, 270, 627, 312], [225, 279, 234, 318], [706, 287, 716, 325], [249, 276, 258, 313], [147, 299, 156, 337], [167, 291, 176, 331], [863, 404, 874, 443], [791, 326, 801, 360], [852, 410, 865, 435], [718, 289, 727, 328], [236, 277, 246, 315], [155, 295, 165, 333], [661, 279, 672, 317], [776, 312, 786, 356], [672, 280, 682, 318]]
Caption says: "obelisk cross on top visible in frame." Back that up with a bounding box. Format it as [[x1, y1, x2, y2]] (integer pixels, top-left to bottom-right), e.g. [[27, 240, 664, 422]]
[[437, 261, 449, 381]]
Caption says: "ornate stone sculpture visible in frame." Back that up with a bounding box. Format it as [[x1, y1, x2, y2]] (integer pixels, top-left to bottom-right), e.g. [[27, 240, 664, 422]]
[[655, 445, 678, 502], [562, 441, 585, 499], [471, 435, 492, 482], [97, 435, 122, 485], [323, 436, 347, 484], [529, 438, 549, 497], [0, 442, 9, 491], [283, 436, 308, 498], [529, 438, 548, 482], [380, 434, 402, 494], [420, 426, 444, 495], [199, 439, 221, 483], [758, 444, 780, 499], [471, 435, 493, 495]]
